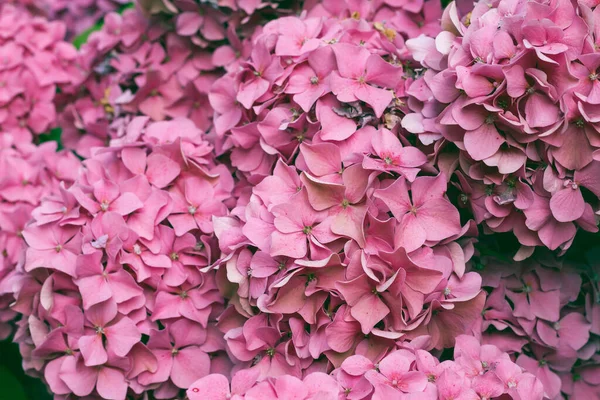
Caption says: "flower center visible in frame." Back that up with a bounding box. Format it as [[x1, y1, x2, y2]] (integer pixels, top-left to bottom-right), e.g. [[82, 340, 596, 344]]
[[100, 200, 109, 211], [553, 322, 560, 330], [443, 287, 451, 296], [188, 205, 197, 215], [303, 226, 312, 235], [133, 244, 142, 255], [310, 76, 319, 85], [170, 252, 179, 261]]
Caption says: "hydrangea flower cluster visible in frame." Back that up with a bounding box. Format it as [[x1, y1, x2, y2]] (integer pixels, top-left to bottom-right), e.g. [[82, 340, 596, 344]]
[[404, 0, 600, 255], [12, 117, 235, 398], [204, 9, 489, 381], [477, 256, 600, 399], [0, 135, 80, 339], [3, 0, 600, 399], [186, 334, 545, 400], [2, 0, 128, 38], [0, 4, 84, 144], [58, 7, 220, 158]]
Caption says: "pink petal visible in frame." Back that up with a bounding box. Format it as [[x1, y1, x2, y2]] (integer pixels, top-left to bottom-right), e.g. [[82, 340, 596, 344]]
[[172, 347, 211, 388], [146, 153, 181, 188], [525, 93, 559, 128], [176, 12, 204, 36], [350, 294, 390, 335], [464, 123, 505, 161], [416, 198, 462, 241], [111, 192, 144, 215], [549, 188, 585, 222], [97, 367, 128, 400], [188, 374, 230, 400], [105, 317, 140, 357], [78, 334, 108, 367], [59, 356, 97, 397]]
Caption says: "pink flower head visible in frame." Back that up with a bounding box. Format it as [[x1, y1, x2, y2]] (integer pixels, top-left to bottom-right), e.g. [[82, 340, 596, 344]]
[[363, 128, 427, 180], [374, 174, 462, 251], [365, 349, 428, 394], [76, 299, 140, 367], [330, 43, 403, 118], [138, 319, 212, 389]]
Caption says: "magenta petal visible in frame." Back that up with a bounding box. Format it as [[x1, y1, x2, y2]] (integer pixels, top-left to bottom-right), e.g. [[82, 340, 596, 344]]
[[78, 334, 108, 367], [416, 198, 462, 241], [146, 153, 181, 188], [525, 93, 559, 128], [111, 192, 144, 215], [463, 124, 505, 161], [75, 275, 112, 309], [59, 356, 98, 397], [105, 317, 140, 357], [378, 350, 412, 376], [350, 294, 390, 335], [355, 84, 393, 118], [549, 188, 585, 222], [270, 231, 307, 259], [397, 213, 427, 252], [176, 12, 204, 36], [187, 374, 230, 400], [559, 313, 591, 351], [171, 347, 211, 388], [373, 178, 412, 217], [96, 367, 128, 400]]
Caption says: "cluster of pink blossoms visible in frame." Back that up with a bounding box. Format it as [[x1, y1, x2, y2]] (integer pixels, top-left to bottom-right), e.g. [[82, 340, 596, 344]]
[[207, 4, 488, 383], [403, 0, 600, 256], [1, 0, 128, 38], [476, 256, 600, 399], [0, 135, 80, 340], [0, 4, 84, 144], [187, 334, 544, 400], [58, 7, 221, 158], [1, 0, 599, 399], [12, 117, 236, 399]]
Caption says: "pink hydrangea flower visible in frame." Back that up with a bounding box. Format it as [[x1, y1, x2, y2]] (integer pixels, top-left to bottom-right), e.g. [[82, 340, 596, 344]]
[[0, 4, 82, 144]]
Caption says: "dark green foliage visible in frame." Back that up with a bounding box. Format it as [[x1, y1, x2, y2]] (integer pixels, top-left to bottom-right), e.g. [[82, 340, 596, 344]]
[[0, 339, 52, 400]]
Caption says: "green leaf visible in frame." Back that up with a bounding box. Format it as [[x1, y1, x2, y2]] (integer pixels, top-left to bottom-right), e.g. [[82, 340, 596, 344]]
[[73, 20, 105, 49], [38, 127, 63, 150], [0, 366, 27, 400]]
